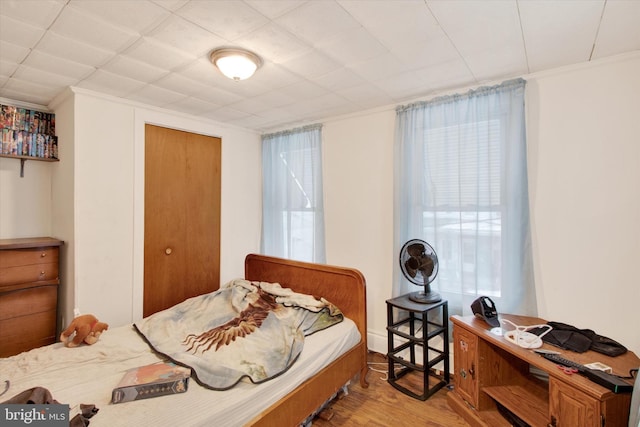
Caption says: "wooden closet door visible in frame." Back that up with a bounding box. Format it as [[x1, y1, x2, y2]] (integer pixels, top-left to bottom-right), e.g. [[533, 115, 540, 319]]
[[144, 124, 221, 317]]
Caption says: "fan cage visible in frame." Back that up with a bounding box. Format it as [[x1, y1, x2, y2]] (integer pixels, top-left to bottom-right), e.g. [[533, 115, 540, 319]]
[[399, 239, 442, 304]]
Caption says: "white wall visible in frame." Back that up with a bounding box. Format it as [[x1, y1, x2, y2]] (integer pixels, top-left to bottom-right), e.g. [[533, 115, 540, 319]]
[[323, 110, 395, 352], [322, 52, 640, 355], [50, 89, 262, 329], [527, 53, 640, 354], [0, 99, 54, 239]]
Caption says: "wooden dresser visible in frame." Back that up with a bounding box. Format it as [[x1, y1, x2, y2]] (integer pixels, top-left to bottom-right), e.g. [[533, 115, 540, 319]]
[[0, 237, 63, 357]]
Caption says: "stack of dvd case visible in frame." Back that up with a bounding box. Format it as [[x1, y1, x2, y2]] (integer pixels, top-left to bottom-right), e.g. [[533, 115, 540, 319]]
[[0, 104, 58, 159]]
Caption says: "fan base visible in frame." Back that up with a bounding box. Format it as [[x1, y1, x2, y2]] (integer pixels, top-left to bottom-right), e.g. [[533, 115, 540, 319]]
[[408, 291, 442, 304]]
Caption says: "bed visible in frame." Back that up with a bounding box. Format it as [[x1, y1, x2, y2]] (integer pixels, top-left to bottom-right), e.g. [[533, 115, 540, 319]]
[[0, 254, 369, 426]]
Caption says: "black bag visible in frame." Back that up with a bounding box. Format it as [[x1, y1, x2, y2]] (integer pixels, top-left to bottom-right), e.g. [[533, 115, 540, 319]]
[[529, 321, 627, 356]]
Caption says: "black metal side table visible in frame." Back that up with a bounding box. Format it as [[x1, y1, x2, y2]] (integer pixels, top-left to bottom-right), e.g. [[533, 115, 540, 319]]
[[386, 294, 449, 400]]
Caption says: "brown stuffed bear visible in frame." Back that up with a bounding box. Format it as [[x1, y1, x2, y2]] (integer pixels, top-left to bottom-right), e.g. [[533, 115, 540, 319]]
[[60, 314, 109, 347]]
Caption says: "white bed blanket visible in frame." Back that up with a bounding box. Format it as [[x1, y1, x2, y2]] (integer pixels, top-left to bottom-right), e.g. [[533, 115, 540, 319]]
[[0, 318, 360, 426]]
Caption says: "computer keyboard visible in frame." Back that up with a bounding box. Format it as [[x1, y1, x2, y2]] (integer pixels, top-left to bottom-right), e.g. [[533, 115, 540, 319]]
[[541, 352, 632, 393]]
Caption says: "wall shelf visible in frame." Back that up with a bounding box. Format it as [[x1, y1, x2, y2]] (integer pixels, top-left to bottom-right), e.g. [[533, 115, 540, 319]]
[[0, 154, 59, 177]]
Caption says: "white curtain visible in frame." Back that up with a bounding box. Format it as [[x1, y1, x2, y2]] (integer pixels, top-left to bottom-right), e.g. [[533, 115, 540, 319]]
[[261, 124, 326, 263], [393, 79, 536, 318]]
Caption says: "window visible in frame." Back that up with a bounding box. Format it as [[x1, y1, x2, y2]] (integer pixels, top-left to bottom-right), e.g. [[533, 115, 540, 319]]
[[261, 124, 325, 263], [394, 79, 536, 317]]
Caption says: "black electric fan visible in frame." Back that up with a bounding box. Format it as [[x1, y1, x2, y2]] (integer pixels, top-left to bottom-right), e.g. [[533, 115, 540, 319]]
[[399, 239, 441, 303]]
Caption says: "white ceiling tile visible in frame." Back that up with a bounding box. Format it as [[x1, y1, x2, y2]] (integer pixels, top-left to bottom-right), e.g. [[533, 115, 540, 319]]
[[0, 41, 30, 64], [276, 1, 361, 45], [347, 52, 410, 83], [339, 0, 441, 46], [245, 0, 307, 19], [251, 105, 299, 122], [209, 74, 271, 98], [13, 64, 78, 89], [207, 106, 252, 121], [36, 32, 115, 67], [76, 69, 146, 97], [102, 55, 169, 83], [416, 58, 476, 92], [190, 85, 244, 106], [519, 0, 604, 71], [234, 22, 312, 64], [229, 113, 277, 129], [69, 0, 170, 33], [179, 57, 227, 87], [0, 60, 18, 78], [146, 15, 226, 57], [278, 80, 328, 100], [316, 27, 388, 66], [292, 92, 352, 115], [592, 0, 640, 59], [0, 0, 64, 29], [153, 73, 212, 97], [22, 50, 96, 81], [128, 84, 189, 106], [373, 70, 431, 100], [296, 93, 353, 117], [248, 62, 303, 90], [123, 37, 194, 71], [336, 83, 394, 108], [151, 0, 189, 12], [50, 5, 140, 52], [314, 67, 366, 92], [165, 96, 220, 115], [0, 85, 52, 105], [231, 90, 296, 113], [176, 1, 268, 41], [2, 76, 61, 99], [390, 33, 462, 71], [0, 15, 45, 48], [280, 50, 341, 79], [428, 0, 527, 78]]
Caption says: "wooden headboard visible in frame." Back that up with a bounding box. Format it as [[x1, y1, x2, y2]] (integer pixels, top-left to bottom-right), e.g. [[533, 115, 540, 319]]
[[244, 254, 367, 348]]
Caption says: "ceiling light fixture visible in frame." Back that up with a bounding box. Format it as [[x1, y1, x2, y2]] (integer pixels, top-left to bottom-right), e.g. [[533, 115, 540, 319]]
[[210, 48, 263, 81]]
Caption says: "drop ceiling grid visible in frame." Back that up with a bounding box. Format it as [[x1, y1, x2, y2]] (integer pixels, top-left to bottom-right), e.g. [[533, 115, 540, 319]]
[[0, 0, 638, 131]]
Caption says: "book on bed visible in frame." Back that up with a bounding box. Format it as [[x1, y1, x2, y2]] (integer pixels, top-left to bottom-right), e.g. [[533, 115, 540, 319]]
[[111, 362, 191, 404]]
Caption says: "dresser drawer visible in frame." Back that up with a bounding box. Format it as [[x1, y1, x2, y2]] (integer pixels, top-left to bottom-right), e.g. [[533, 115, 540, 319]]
[[0, 285, 58, 321], [0, 262, 59, 287], [0, 310, 57, 357], [0, 247, 59, 268]]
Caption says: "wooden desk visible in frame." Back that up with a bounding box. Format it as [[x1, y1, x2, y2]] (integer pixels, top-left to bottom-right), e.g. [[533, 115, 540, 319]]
[[448, 314, 639, 427]]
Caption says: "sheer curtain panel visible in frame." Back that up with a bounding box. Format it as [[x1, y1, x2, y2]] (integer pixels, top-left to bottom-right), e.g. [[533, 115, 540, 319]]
[[393, 79, 536, 318], [261, 124, 326, 263]]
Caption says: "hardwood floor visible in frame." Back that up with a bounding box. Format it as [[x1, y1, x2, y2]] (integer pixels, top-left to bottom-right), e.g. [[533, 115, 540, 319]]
[[311, 352, 470, 426]]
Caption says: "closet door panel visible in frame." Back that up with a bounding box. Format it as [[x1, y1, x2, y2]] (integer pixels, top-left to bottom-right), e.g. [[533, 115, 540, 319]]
[[144, 124, 221, 317]]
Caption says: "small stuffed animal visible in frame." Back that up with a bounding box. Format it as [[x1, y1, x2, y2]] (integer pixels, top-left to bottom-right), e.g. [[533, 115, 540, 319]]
[[60, 314, 109, 347]]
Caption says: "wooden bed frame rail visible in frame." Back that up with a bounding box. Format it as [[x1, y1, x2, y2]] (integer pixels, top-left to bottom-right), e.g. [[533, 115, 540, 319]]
[[244, 254, 369, 426]]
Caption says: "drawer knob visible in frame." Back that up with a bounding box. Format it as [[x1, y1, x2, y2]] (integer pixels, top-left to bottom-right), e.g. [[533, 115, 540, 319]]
[[41, 252, 46, 257], [165, 248, 173, 255], [40, 271, 45, 276]]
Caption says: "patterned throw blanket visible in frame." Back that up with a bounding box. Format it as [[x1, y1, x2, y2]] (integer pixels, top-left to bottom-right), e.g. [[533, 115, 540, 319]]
[[134, 279, 343, 390]]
